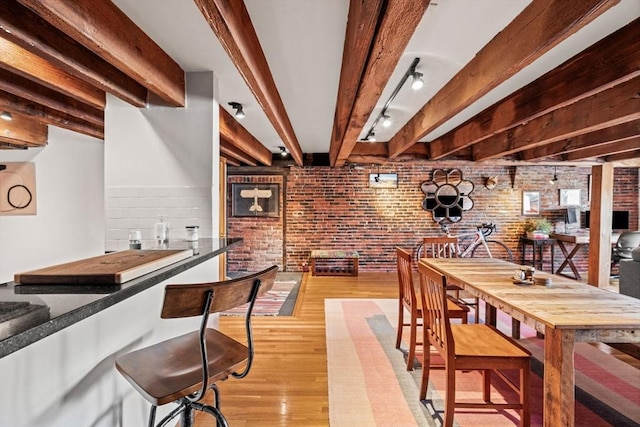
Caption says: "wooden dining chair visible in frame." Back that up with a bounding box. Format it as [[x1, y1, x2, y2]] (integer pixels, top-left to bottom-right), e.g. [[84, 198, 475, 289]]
[[115, 265, 278, 427], [419, 263, 531, 427], [421, 236, 480, 322], [396, 247, 468, 371]]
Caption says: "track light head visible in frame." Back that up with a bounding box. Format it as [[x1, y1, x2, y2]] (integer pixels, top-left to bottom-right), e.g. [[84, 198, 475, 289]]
[[367, 132, 376, 142], [382, 115, 392, 128], [228, 102, 245, 119], [550, 166, 558, 185], [411, 71, 424, 90], [279, 146, 288, 157], [0, 111, 13, 121]]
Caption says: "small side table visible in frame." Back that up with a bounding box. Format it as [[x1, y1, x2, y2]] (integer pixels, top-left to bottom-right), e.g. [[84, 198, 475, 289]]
[[519, 236, 555, 272]]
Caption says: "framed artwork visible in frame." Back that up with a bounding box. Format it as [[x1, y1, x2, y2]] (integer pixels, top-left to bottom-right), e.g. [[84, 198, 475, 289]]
[[522, 191, 540, 215], [369, 173, 398, 188], [0, 162, 37, 216], [559, 188, 580, 206], [231, 183, 279, 217]]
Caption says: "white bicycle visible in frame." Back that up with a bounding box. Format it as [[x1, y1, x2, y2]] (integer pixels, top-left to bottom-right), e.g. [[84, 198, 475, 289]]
[[416, 222, 513, 262]]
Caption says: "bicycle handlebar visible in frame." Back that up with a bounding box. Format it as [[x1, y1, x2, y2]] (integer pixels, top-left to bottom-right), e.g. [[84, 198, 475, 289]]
[[439, 221, 497, 236]]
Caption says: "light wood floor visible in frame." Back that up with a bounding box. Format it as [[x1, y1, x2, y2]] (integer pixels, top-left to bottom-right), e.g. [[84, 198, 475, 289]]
[[195, 272, 638, 426]]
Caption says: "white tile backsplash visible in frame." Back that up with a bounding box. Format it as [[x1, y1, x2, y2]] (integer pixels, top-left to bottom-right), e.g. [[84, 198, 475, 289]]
[[106, 186, 213, 251]]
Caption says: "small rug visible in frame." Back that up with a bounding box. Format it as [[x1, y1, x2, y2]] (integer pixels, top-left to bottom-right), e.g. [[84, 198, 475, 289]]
[[325, 299, 640, 427], [221, 273, 301, 316]]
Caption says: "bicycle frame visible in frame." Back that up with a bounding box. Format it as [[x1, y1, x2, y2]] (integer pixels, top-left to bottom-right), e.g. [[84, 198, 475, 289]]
[[441, 223, 497, 258]]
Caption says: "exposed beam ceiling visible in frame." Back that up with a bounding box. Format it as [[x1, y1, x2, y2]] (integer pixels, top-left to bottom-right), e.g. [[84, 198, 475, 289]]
[[0, 0, 637, 167], [194, 0, 303, 166]]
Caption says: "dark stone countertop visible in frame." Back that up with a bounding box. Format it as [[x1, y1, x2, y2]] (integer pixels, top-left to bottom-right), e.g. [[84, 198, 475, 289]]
[[0, 238, 242, 359]]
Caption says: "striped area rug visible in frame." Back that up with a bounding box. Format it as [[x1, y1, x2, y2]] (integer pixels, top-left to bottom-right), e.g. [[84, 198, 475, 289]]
[[325, 299, 640, 427]]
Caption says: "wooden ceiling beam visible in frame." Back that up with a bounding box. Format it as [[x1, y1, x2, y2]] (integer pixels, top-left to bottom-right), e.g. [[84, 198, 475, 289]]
[[0, 38, 105, 109], [520, 120, 640, 160], [220, 153, 241, 167], [334, 0, 430, 167], [0, 111, 47, 146], [194, 0, 303, 166], [605, 149, 640, 162], [0, 1, 147, 107], [387, 0, 619, 159], [0, 68, 103, 126], [219, 107, 272, 166], [472, 76, 640, 160], [429, 17, 640, 160], [17, 0, 184, 107], [220, 138, 258, 166], [328, 0, 385, 166], [0, 90, 103, 139], [564, 136, 640, 161]]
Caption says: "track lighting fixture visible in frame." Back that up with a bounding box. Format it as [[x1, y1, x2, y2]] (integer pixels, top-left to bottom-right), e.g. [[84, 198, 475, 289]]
[[228, 102, 245, 119], [364, 131, 376, 142], [550, 166, 558, 185], [411, 71, 424, 90], [360, 57, 423, 142], [0, 111, 13, 121], [279, 146, 288, 157]]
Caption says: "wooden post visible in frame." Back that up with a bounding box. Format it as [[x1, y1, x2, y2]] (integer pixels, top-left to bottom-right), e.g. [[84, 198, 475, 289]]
[[588, 164, 614, 287]]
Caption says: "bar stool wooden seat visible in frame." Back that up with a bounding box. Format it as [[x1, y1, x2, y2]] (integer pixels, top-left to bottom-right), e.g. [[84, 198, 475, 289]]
[[115, 265, 278, 427], [395, 247, 469, 371]]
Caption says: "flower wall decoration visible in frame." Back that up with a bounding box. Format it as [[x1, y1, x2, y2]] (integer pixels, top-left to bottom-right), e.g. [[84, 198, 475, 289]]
[[421, 168, 474, 223]]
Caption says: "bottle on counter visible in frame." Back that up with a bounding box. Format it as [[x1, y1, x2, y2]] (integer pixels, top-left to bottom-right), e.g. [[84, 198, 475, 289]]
[[186, 225, 199, 242], [128, 230, 142, 249], [154, 215, 169, 246]]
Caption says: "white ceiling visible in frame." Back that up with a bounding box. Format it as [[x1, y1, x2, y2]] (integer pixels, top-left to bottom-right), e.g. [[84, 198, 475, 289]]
[[112, 0, 639, 155]]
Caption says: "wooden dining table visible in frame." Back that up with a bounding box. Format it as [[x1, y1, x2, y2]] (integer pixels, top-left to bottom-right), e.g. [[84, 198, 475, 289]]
[[418, 257, 640, 427]]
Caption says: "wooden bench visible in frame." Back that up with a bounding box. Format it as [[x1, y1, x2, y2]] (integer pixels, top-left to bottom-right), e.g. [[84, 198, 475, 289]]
[[310, 250, 359, 276]]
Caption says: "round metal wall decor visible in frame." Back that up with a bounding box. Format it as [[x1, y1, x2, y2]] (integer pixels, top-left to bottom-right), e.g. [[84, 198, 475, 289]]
[[421, 168, 474, 223]]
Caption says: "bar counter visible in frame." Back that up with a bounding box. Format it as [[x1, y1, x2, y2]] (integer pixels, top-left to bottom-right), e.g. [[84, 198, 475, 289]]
[[0, 238, 241, 359]]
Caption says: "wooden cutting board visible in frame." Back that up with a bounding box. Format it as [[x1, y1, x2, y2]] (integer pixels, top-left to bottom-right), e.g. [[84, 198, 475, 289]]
[[14, 249, 193, 285]]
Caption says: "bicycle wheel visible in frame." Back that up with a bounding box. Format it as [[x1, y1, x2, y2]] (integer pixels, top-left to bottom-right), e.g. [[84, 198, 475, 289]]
[[415, 243, 424, 261], [471, 240, 513, 262]]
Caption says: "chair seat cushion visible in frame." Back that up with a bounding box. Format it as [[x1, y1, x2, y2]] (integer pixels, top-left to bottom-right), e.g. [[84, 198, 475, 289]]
[[116, 328, 248, 406]]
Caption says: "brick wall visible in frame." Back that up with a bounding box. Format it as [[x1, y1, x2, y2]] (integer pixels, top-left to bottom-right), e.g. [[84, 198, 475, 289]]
[[227, 163, 638, 275]]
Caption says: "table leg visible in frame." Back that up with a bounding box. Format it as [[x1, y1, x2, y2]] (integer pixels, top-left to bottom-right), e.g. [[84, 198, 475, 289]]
[[485, 304, 497, 327], [555, 241, 582, 280], [544, 327, 575, 427]]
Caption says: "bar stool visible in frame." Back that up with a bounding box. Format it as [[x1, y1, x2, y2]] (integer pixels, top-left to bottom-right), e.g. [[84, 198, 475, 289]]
[[115, 265, 278, 427]]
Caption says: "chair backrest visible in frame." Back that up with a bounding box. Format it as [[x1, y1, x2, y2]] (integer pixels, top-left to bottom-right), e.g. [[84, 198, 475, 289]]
[[422, 236, 458, 259], [419, 263, 454, 358], [616, 231, 640, 249], [161, 265, 279, 319], [396, 247, 417, 310]]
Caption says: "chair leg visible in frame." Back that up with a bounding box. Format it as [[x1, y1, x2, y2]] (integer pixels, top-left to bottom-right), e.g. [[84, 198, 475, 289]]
[[396, 303, 404, 349], [180, 403, 194, 427], [520, 363, 531, 427], [482, 369, 491, 402], [444, 366, 456, 427], [148, 405, 157, 427], [407, 313, 417, 371], [420, 345, 432, 400]]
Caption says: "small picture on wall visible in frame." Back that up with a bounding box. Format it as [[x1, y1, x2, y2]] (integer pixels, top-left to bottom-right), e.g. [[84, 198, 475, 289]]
[[369, 173, 398, 188], [522, 191, 540, 215], [559, 189, 580, 206], [232, 183, 279, 217], [0, 162, 37, 216]]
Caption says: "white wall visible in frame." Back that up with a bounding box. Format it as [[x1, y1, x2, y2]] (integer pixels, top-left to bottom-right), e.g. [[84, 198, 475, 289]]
[[105, 71, 220, 250], [0, 127, 105, 283], [0, 71, 221, 426]]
